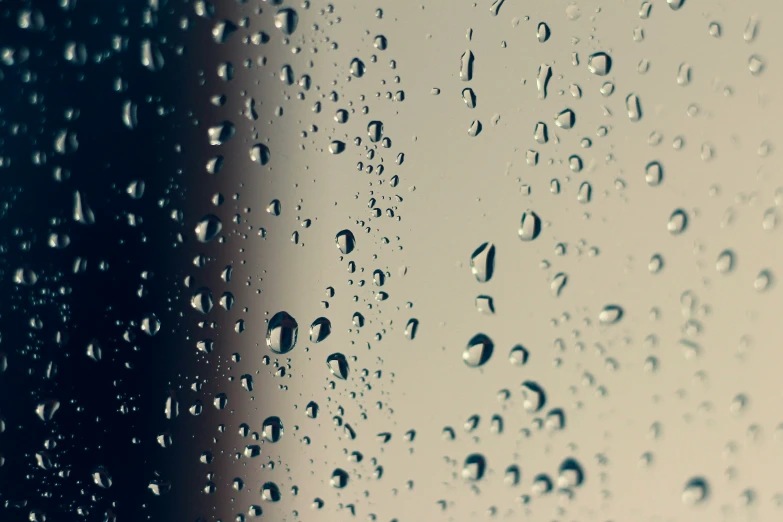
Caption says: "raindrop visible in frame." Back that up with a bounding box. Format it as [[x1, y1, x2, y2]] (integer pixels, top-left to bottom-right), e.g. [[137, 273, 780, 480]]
[[349, 58, 365, 78], [36, 400, 60, 422], [463, 334, 493, 368], [668, 209, 688, 235], [267, 312, 298, 354], [521, 381, 546, 412], [716, 250, 735, 274], [262, 417, 284, 442], [626, 93, 642, 121], [551, 272, 567, 297], [404, 319, 419, 340], [682, 477, 709, 505], [587, 52, 611, 76], [537, 23, 550, 43], [509, 345, 529, 366], [518, 211, 542, 241], [470, 242, 495, 282], [330, 469, 349, 488], [335, 229, 356, 254], [191, 288, 213, 314], [250, 143, 271, 165], [555, 108, 575, 129], [598, 305, 623, 325], [195, 215, 222, 242], [261, 482, 281, 502], [462, 454, 486, 481], [326, 353, 349, 380], [310, 317, 331, 343], [274, 8, 298, 35], [645, 161, 663, 186], [537, 64, 552, 99], [459, 50, 474, 81]]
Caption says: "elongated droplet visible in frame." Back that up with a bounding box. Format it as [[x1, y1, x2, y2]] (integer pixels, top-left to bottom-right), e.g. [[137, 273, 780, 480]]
[[598, 305, 623, 325], [459, 50, 474, 81], [537, 64, 552, 100], [470, 242, 495, 282], [626, 93, 642, 121]]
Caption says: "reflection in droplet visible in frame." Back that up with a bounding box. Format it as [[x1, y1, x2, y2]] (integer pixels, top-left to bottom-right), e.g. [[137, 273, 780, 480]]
[[326, 353, 349, 380], [463, 334, 493, 368], [267, 312, 298, 354], [335, 229, 355, 255], [309, 317, 331, 343], [470, 242, 495, 283]]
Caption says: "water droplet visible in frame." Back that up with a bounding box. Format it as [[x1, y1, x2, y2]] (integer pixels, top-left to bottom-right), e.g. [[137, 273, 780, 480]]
[[587, 52, 611, 76], [470, 242, 495, 282], [330, 468, 349, 488], [208, 121, 235, 145], [645, 161, 663, 186], [677, 63, 692, 86], [551, 272, 568, 297], [191, 288, 213, 314], [555, 108, 575, 129], [668, 209, 688, 234], [537, 64, 552, 100], [557, 458, 584, 488], [349, 58, 365, 78], [310, 317, 331, 343], [274, 8, 298, 35], [373, 35, 387, 50], [716, 249, 735, 274], [667, 0, 685, 10], [648, 254, 664, 274], [459, 50, 474, 81], [598, 305, 623, 325], [36, 400, 60, 422], [306, 401, 319, 418], [261, 482, 281, 502], [625, 93, 642, 122], [462, 88, 476, 109], [262, 416, 284, 442], [577, 181, 592, 203], [326, 353, 349, 379], [462, 454, 486, 481], [475, 295, 495, 314], [748, 54, 764, 76], [267, 312, 298, 354], [13, 267, 38, 286], [73, 190, 95, 225], [537, 22, 550, 43], [335, 229, 355, 254], [521, 381, 546, 412], [367, 121, 383, 142], [682, 477, 709, 505], [141, 313, 161, 336], [743, 15, 759, 42], [519, 211, 542, 241], [463, 334, 493, 367], [467, 120, 482, 137], [195, 214, 222, 242], [405, 319, 419, 340], [754, 269, 773, 292], [266, 200, 281, 216], [509, 345, 529, 366], [250, 143, 271, 165]]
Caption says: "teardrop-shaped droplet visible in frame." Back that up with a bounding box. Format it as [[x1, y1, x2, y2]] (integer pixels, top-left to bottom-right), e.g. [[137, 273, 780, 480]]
[[309, 317, 331, 343], [326, 353, 349, 379], [470, 242, 495, 283], [266, 312, 298, 354], [463, 333, 493, 367], [195, 214, 222, 242]]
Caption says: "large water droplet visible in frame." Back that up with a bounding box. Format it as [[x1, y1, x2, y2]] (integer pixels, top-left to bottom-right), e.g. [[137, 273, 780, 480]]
[[330, 468, 349, 488], [267, 312, 298, 354], [262, 416, 284, 442], [191, 288, 213, 314], [682, 477, 709, 505], [250, 143, 271, 165], [195, 214, 222, 242], [587, 52, 611, 75], [335, 229, 356, 254], [555, 108, 575, 129], [273, 8, 298, 35]]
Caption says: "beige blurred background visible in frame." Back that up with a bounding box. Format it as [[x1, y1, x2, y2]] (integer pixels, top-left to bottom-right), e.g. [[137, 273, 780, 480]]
[[183, 1, 783, 521]]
